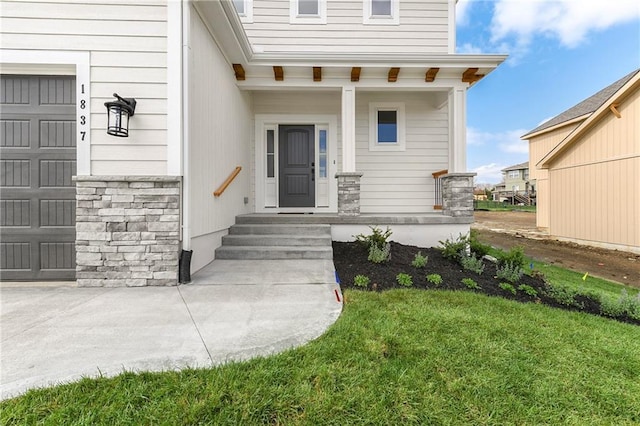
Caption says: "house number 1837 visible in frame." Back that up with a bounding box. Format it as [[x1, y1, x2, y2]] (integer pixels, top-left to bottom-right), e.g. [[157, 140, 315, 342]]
[[79, 83, 88, 142]]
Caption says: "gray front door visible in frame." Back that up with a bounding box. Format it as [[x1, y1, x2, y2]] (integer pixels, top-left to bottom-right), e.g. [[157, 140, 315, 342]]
[[278, 125, 315, 208], [0, 75, 77, 281]]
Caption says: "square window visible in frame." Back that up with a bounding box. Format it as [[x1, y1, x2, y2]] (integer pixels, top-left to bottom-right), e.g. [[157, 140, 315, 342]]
[[363, 0, 399, 25], [233, 0, 245, 14], [372, 0, 391, 16], [299, 0, 318, 15], [232, 0, 253, 23], [290, 0, 326, 24], [369, 102, 405, 151]]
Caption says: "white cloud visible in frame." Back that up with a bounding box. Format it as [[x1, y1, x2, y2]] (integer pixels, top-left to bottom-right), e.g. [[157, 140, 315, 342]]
[[457, 42, 483, 54], [491, 0, 640, 49], [471, 163, 506, 184], [456, 0, 472, 26], [468, 127, 529, 153]]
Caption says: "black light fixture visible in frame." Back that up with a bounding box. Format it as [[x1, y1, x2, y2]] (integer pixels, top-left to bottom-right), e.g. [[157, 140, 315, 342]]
[[104, 93, 136, 137]]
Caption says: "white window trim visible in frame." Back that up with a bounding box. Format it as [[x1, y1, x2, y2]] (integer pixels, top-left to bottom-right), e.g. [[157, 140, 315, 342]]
[[369, 102, 406, 152], [234, 0, 254, 23], [363, 0, 399, 25], [290, 0, 327, 25]]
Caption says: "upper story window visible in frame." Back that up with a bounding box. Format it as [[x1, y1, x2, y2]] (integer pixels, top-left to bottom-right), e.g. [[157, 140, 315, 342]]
[[363, 0, 399, 25], [290, 0, 327, 24], [369, 102, 406, 151], [507, 170, 520, 179], [233, 0, 253, 23]]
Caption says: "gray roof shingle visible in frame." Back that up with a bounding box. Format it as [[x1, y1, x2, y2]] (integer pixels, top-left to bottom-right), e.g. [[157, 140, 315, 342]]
[[524, 68, 640, 136]]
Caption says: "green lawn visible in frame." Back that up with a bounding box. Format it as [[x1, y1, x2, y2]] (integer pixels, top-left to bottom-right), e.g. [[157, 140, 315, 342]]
[[3, 290, 639, 425]]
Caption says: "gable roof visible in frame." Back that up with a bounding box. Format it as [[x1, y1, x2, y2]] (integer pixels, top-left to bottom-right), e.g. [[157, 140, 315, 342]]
[[537, 69, 640, 168], [502, 162, 528, 172], [522, 69, 640, 138]]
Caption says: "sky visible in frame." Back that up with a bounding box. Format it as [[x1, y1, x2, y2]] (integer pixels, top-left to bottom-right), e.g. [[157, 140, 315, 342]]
[[456, 0, 640, 184]]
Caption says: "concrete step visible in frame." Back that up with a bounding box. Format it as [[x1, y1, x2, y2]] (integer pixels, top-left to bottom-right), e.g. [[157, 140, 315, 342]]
[[228, 224, 331, 236], [222, 234, 331, 247], [215, 245, 333, 260]]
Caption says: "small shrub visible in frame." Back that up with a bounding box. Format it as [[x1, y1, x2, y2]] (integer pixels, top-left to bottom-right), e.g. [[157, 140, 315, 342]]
[[355, 226, 392, 250], [469, 229, 492, 257], [499, 282, 517, 295], [439, 234, 469, 261], [544, 283, 583, 308], [368, 242, 391, 264], [459, 253, 485, 275], [498, 246, 526, 269], [496, 262, 524, 283], [411, 252, 428, 268], [600, 294, 625, 318], [396, 273, 413, 287], [461, 278, 480, 290], [426, 274, 443, 286], [600, 290, 640, 320], [353, 275, 370, 288], [518, 284, 538, 297]]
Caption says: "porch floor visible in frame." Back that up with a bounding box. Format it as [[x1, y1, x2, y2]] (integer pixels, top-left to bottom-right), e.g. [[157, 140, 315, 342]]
[[237, 213, 473, 225]]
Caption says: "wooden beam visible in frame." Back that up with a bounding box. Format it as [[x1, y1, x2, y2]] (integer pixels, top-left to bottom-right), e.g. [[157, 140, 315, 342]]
[[232, 64, 245, 81], [350, 67, 361, 82], [388, 67, 400, 82], [609, 103, 622, 118], [462, 67, 485, 83], [425, 67, 440, 82], [273, 66, 284, 81], [313, 67, 322, 82]]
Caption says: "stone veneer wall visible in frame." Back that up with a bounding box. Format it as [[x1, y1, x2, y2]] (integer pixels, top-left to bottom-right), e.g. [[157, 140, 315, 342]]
[[441, 173, 475, 217], [74, 176, 181, 287], [335, 172, 363, 216]]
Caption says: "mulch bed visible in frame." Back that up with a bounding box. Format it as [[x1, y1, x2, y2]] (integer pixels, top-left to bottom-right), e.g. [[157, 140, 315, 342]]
[[333, 241, 639, 326]]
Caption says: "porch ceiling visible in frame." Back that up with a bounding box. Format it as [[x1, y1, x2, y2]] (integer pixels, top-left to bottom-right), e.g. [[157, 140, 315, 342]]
[[232, 63, 493, 89]]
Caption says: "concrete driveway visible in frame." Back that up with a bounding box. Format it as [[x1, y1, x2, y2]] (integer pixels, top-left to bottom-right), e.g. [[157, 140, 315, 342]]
[[0, 259, 342, 400]]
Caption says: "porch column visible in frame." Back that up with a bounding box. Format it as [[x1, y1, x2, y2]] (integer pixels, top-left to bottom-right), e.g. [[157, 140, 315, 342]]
[[448, 87, 467, 173], [336, 85, 362, 216], [341, 85, 356, 172]]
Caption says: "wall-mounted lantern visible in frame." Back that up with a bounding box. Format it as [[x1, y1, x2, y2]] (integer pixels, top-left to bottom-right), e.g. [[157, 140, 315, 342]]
[[104, 93, 136, 137]]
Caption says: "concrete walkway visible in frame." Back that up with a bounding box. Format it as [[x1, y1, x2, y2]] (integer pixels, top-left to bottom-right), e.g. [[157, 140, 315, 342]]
[[0, 260, 342, 400]]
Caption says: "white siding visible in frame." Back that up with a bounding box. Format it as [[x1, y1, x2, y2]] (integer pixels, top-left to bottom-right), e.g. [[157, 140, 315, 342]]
[[0, 0, 169, 175], [356, 92, 448, 213], [188, 5, 254, 269], [243, 0, 449, 54]]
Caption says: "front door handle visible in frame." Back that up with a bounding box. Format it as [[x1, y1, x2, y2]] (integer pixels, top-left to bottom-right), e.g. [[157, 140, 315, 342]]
[[311, 168, 315, 181]]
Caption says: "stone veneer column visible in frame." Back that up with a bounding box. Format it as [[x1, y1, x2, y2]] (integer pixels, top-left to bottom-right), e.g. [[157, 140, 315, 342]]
[[335, 172, 363, 216], [441, 173, 475, 217], [74, 176, 181, 287]]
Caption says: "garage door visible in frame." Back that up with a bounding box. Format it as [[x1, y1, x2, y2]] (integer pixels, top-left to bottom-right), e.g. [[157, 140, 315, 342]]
[[1, 75, 77, 281]]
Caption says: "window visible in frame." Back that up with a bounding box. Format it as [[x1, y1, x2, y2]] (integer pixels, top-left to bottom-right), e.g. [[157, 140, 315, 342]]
[[233, 0, 253, 23], [508, 170, 520, 179], [319, 129, 327, 178], [290, 0, 327, 24], [369, 102, 405, 151], [266, 129, 275, 178], [363, 0, 399, 25]]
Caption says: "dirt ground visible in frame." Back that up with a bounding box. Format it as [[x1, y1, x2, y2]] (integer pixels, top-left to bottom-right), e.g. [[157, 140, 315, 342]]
[[472, 211, 640, 288]]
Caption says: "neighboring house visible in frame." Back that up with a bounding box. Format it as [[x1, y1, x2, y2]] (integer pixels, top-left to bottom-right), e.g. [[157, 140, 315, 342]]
[[0, 0, 506, 285], [492, 162, 535, 205], [523, 68, 640, 254]]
